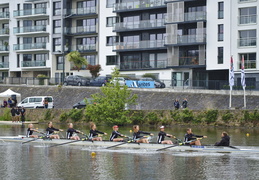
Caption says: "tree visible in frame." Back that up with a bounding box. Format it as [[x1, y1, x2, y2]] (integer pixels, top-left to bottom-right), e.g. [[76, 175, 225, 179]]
[[66, 51, 88, 72], [85, 68, 138, 125], [87, 64, 102, 78]]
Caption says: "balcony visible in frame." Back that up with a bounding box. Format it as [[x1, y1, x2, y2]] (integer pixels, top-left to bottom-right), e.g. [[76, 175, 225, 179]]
[[238, 38, 257, 47], [120, 59, 167, 70], [0, 45, 9, 52], [0, 62, 9, 69], [22, 61, 46, 68], [239, 15, 257, 25], [13, 43, 47, 51], [239, 0, 257, 2], [113, 0, 165, 12], [239, 60, 256, 69], [13, 8, 47, 18], [13, 25, 47, 34], [165, 34, 206, 46], [113, 40, 166, 51], [165, 11, 206, 24], [0, 12, 9, 19], [113, 19, 165, 32], [68, 7, 97, 16], [179, 57, 199, 66], [165, 0, 196, 2], [65, 26, 96, 35], [0, 28, 9, 36], [76, 44, 97, 53]]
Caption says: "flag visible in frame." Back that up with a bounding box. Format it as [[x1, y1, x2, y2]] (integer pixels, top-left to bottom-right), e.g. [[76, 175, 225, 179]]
[[229, 56, 234, 90], [241, 55, 246, 89]]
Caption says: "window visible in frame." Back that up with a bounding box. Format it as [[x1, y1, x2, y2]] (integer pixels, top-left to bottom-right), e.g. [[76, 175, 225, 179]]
[[218, 2, 224, 19], [239, 7, 257, 24], [23, 20, 32, 27], [106, 56, 118, 65], [35, 37, 47, 43], [107, 0, 116, 8], [239, 53, 256, 69], [53, 20, 61, 33], [35, 3, 47, 9], [218, 47, 223, 64], [57, 56, 63, 70], [106, 36, 118, 46], [53, 2, 61, 16], [23, 37, 32, 44], [77, 0, 95, 8], [107, 17, 118, 27], [35, 19, 47, 26], [83, 55, 96, 65], [23, 54, 32, 61], [35, 54, 47, 61], [17, 55, 20, 67], [239, 30, 256, 47], [218, 24, 224, 41], [53, 38, 61, 52]]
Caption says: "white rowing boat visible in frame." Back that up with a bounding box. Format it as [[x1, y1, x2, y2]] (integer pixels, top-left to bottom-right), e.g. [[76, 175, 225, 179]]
[[0, 121, 39, 125], [0, 136, 259, 153]]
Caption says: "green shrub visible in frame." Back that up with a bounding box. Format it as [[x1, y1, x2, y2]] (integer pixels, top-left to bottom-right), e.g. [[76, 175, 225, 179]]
[[44, 109, 52, 120], [180, 108, 194, 123], [222, 111, 234, 122], [146, 112, 159, 125], [60, 112, 69, 122], [170, 111, 181, 122], [131, 111, 145, 125], [205, 109, 218, 123], [69, 109, 83, 122], [0, 108, 11, 121]]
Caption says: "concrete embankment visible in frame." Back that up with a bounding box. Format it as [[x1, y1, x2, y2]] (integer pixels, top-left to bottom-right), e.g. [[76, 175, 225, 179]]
[[0, 85, 259, 110]]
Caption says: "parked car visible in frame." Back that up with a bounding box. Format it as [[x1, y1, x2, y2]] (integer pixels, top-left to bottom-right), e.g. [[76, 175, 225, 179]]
[[111, 77, 126, 86], [89, 76, 111, 87], [139, 78, 166, 88], [17, 96, 54, 109], [63, 75, 90, 86], [73, 98, 94, 109]]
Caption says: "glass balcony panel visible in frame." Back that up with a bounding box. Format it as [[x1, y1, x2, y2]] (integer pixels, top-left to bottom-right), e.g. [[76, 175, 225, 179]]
[[65, 26, 96, 34], [76, 44, 96, 52], [72, 7, 96, 15], [179, 57, 199, 66], [165, 33, 206, 45], [0, 45, 9, 51], [13, 8, 47, 17], [13, 25, 47, 34], [13, 43, 47, 50], [22, 61, 46, 67], [114, 40, 165, 50], [238, 38, 257, 47], [0, 12, 9, 18], [120, 59, 167, 70], [239, 15, 257, 24], [239, 60, 256, 69], [239, 0, 257, 2], [114, 19, 165, 31], [0, 28, 9, 35], [0, 62, 9, 68]]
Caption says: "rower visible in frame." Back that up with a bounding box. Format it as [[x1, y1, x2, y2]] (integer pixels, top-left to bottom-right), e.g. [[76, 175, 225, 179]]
[[89, 123, 107, 141], [184, 128, 207, 146], [110, 125, 125, 142], [26, 124, 38, 138], [46, 122, 63, 139], [157, 126, 174, 144], [215, 132, 230, 146], [132, 125, 154, 143], [67, 123, 81, 140]]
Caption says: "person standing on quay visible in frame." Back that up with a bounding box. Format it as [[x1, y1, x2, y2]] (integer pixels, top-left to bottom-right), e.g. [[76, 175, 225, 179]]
[[44, 98, 48, 109], [15, 106, 21, 122], [20, 107, 26, 123], [174, 99, 180, 110], [11, 107, 16, 122], [182, 98, 188, 108]]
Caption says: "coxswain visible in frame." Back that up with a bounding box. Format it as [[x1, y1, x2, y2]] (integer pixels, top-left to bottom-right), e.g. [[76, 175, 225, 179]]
[[89, 123, 107, 141], [67, 123, 81, 140], [46, 121, 63, 139], [157, 126, 174, 144], [184, 128, 207, 146], [26, 124, 38, 138], [110, 125, 125, 142], [215, 132, 230, 146], [133, 125, 154, 143]]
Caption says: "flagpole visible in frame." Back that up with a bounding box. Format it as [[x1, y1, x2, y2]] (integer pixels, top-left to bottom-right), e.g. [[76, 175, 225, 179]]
[[244, 87, 246, 108], [229, 87, 232, 108]]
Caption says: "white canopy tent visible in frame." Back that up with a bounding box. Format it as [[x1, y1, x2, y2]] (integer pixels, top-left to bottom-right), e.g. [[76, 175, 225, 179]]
[[0, 89, 21, 105]]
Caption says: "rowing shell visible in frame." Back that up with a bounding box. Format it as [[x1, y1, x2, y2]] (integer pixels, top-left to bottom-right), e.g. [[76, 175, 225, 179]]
[[0, 121, 39, 125], [1, 136, 259, 153]]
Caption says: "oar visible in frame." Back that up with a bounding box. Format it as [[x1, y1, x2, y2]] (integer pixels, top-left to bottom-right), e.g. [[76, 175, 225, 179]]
[[156, 138, 200, 151], [156, 144, 177, 151], [106, 136, 130, 149], [228, 145, 239, 149], [49, 140, 80, 148], [22, 138, 39, 144]]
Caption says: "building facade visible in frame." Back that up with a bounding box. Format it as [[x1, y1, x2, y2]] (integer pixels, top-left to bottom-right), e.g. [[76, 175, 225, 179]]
[[0, 0, 258, 89]]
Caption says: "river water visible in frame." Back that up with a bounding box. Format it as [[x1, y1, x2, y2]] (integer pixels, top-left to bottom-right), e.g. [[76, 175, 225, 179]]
[[0, 124, 259, 180]]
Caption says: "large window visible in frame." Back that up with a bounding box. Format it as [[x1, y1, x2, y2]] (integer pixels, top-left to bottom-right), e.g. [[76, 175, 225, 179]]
[[23, 54, 32, 61], [106, 56, 118, 65], [218, 24, 224, 41], [239, 53, 256, 69], [77, 37, 96, 45], [107, 0, 116, 8], [107, 17, 118, 27], [57, 56, 63, 70], [35, 54, 47, 61], [53, 20, 61, 34], [218, 2, 224, 19], [218, 47, 223, 64], [77, 0, 96, 8], [53, 1, 61, 16], [239, 7, 257, 24], [106, 36, 118, 46], [53, 38, 61, 52], [35, 19, 47, 26], [239, 30, 256, 47], [83, 55, 96, 65], [35, 3, 47, 9], [35, 37, 47, 43]]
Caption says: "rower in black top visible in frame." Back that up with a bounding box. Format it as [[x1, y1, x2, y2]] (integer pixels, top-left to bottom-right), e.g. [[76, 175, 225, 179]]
[[67, 123, 81, 140], [215, 132, 230, 146], [133, 125, 153, 143], [89, 123, 107, 141], [157, 126, 174, 144], [110, 125, 125, 142], [184, 128, 207, 146], [46, 122, 63, 139], [26, 124, 38, 138]]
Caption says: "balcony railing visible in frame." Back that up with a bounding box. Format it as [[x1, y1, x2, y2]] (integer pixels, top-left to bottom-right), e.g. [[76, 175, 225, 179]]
[[166, 34, 206, 45], [113, 0, 165, 12], [13, 8, 47, 17], [0, 28, 9, 35], [239, 0, 257, 2], [179, 57, 199, 66], [165, 0, 196, 2], [239, 15, 257, 24], [114, 19, 165, 31], [0, 45, 9, 51], [68, 7, 96, 15], [65, 26, 96, 35], [238, 38, 257, 47], [0, 12, 9, 18], [76, 44, 96, 52], [120, 59, 167, 70], [114, 40, 165, 51], [0, 62, 9, 68], [239, 60, 256, 69], [22, 61, 46, 67], [13, 25, 47, 34], [13, 43, 47, 51], [166, 11, 206, 23]]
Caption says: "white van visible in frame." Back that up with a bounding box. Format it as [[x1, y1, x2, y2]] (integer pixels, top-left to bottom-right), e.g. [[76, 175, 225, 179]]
[[17, 96, 54, 109]]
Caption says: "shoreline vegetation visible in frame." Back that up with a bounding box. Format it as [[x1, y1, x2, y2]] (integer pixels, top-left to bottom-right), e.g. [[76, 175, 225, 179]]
[[1, 108, 259, 128]]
